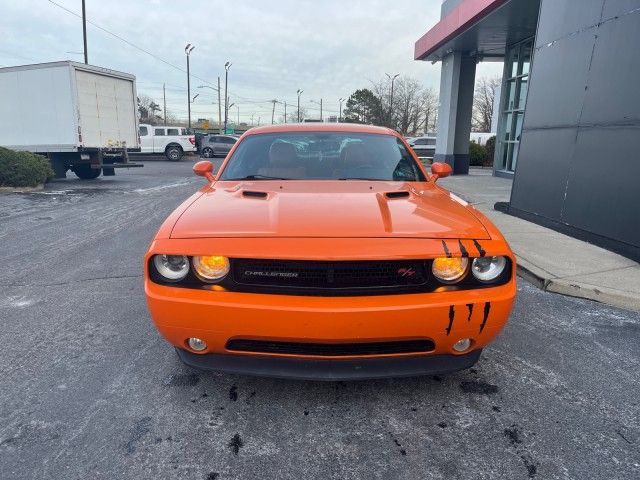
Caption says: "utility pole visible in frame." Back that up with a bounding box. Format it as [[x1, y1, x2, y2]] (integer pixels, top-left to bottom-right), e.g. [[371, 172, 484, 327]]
[[81, 0, 88, 64], [385, 73, 399, 127], [217, 76, 222, 134], [236, 105, 240, 125], [284, 102, 287, 123], [339, 98, 344, 122], [224, 62, 232, 133], [185, 44, 195, 129], [271, 99, 277, 124], [320, 98, 323, 122], [163, 83, 167, 126], [296, 89, 303, 122]]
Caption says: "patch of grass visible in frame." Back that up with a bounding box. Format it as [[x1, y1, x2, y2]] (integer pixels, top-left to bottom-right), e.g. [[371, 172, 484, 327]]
[[0, 147, 54, 187]]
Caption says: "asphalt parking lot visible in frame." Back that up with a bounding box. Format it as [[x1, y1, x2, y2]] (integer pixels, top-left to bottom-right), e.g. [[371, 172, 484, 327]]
[[0, 159, 638, 480]]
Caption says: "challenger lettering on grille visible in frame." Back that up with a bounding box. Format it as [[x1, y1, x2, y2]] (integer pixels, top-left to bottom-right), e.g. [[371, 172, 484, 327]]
[[244, 270, 299, 278]]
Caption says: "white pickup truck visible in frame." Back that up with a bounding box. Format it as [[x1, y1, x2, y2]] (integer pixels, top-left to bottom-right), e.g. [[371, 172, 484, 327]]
[[139, 124, 197, 161]]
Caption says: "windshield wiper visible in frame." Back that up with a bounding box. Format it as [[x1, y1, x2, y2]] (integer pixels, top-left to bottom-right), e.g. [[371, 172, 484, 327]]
[[228, 174, 293, 180]]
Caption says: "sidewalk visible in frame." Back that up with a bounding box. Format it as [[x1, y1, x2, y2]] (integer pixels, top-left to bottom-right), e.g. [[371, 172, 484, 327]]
[[439, 168, 640, 312]]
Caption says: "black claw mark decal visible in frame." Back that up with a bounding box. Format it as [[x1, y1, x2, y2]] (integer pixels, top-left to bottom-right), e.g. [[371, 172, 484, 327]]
[[466, 303, 474, 321], [480, 302, 491, 333], [442, 240, 452, 258], [473, 239, 486, 257], [446, 305, 455, 335], [459, 240, 469, 258]]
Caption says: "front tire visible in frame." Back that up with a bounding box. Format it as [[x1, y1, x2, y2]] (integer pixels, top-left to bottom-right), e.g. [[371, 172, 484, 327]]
[[73, 164, 101, 180], [165, 145, 183, 162], [202, 147, 214, 158]]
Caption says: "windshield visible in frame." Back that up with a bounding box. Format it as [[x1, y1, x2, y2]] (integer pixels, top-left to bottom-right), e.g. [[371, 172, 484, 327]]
[[219, 132, 426, 182]]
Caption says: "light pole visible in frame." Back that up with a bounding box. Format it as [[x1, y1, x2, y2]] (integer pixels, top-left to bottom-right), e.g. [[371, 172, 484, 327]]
[[339, 98, 344, 122], [385, 73, 399, 127], [185, 44, 195, 129], [296, 89, 303, 122], [224, 61, 232, 133], [198, 84, 220, 130], [81, 0, 88, 64]]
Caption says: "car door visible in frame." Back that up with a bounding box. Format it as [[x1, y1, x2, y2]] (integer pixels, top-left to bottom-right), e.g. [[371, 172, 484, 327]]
[[139, 126, 152, 153], [153, 127, 167, 153], [220, 136, 236, 155]]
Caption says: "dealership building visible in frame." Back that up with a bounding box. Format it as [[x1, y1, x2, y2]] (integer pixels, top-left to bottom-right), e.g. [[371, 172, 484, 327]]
[[415, 0, 640, 261]]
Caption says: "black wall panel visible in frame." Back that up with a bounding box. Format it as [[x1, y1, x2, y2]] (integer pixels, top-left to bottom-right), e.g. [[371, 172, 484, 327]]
[[510, 0, 640, 258]]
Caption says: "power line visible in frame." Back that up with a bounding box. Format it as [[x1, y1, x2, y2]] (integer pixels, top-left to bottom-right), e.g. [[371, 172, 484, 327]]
[[46, 0, 217, 88]]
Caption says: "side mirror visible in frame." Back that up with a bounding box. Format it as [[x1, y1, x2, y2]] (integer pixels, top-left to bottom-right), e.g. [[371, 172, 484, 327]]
[[193, 161, 216, 182], [430, 162, 452, 182]]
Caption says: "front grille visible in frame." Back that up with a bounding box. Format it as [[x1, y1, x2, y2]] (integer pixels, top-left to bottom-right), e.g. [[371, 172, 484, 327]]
[[231, 259, 429, 295], [226, 339, 435, 356]]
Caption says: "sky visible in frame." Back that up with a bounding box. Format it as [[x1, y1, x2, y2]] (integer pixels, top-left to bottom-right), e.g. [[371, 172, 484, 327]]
[[0, 0, 501, 124]]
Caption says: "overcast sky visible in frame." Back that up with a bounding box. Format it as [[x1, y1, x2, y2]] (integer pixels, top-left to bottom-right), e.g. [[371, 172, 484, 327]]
[[1, 0, 501, 123]]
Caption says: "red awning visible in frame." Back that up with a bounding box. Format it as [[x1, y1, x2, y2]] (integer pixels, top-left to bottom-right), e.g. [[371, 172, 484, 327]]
[[415, 0, 510, 61]]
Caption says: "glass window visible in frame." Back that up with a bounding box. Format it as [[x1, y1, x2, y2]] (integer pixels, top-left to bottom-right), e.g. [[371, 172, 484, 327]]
[[219, 132, 427, 182], [221, 137, 236, 144], [508, 47, 519, 78], [139, 126, 148, 136], [167, 128, 179, 135], [521, 41, 532, 76], [414, 139, 427, 145], [497, 37, 534, 173], [154, 129, 165, 136], [517, 77, 529, 110]]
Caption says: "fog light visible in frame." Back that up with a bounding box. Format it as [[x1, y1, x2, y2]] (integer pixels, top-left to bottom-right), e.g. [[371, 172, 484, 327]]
[[187, 337, 207, 352], [453, 338, 472, 352]]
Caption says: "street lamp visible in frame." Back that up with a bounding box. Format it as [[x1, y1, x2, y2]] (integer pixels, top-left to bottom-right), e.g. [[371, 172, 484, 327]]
[[198, 84, 222, 132], [339, 98, 344, 122], [185, 43, 195, 129], [224, 61, 232, 133], [385, 73, 399, 127], [296, 89, 303, 122]]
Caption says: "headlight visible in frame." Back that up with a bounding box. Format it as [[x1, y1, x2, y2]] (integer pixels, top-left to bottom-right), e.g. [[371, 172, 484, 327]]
[[432, 257, 469, 283], [192, 255, 230, 282], [153, 254, 189, 282], [471, 256, 507, 282]]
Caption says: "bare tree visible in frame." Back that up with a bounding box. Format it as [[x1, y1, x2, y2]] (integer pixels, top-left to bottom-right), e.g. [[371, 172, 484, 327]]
[[472, 76, 501, 132], [137, 94, 163, 125], [370, 76, 439, 135]]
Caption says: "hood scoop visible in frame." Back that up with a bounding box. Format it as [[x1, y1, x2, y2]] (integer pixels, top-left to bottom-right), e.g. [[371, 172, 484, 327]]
[[242, 190, 268, 199], [385, 191, 410, 199]]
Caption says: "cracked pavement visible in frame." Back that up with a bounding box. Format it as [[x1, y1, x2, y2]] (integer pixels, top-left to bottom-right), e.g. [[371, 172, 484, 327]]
[[0, 160, 638, 479]]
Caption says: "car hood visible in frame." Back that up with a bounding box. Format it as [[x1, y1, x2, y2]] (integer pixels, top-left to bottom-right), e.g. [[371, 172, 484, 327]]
[[170, 181, 490, 239]]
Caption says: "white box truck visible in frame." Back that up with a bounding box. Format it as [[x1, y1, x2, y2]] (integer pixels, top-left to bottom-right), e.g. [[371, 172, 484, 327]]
[[0, 61, 142, 179]]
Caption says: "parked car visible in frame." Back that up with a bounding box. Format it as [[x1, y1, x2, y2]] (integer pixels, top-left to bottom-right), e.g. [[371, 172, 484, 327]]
[[200, 135, 238, 158], [408, 136, 437, 159], [144, 123, 516, 380], [139, 124, 196, 161]]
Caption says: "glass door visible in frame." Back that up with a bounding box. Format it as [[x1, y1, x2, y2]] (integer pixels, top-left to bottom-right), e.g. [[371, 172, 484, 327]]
[[497, 38, 533, 173]]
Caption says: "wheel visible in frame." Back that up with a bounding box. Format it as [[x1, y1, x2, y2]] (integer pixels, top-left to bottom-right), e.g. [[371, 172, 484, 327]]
[[165, 145, 183, 161], [202, 147, 214, 158], [73, 164, 101, 180]]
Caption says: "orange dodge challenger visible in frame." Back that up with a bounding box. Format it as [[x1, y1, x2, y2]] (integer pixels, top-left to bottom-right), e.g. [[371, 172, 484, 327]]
[[144, 124, 516, 380]]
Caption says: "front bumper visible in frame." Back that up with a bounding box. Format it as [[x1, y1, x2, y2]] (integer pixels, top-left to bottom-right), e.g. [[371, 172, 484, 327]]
[[176, 347, 482, 380], [146, 276, 515, 378]]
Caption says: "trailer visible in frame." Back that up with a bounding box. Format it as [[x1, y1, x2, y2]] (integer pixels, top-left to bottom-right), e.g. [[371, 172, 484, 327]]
[[0, 61, 142, 179]]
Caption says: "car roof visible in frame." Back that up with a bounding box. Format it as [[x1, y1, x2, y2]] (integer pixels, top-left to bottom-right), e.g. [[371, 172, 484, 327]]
[[244, 123, 399, 137]]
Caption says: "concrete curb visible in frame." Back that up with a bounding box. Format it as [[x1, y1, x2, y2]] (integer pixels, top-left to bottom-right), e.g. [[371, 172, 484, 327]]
[[0, 184, 45, 193], [516, 259, 640, 312]]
